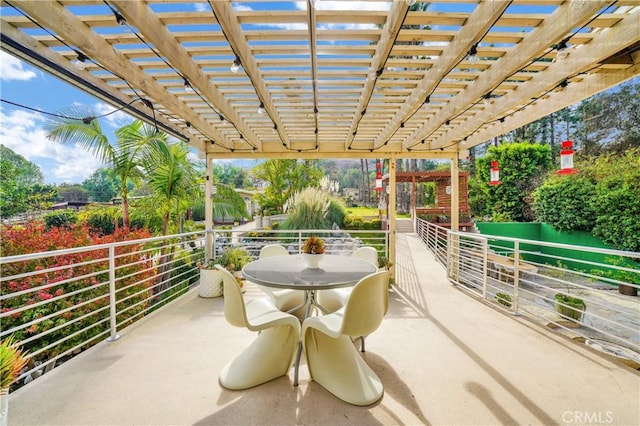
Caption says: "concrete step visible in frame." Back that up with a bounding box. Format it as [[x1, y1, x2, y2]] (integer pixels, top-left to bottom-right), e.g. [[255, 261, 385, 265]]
[[396, 219, 414, 233]]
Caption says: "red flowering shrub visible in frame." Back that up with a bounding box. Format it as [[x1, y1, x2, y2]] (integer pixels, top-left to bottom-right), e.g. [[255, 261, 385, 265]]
[[1, 222, 156, 368]]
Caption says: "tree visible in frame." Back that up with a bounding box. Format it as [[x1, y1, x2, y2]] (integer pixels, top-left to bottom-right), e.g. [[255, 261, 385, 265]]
[[46, 109, 165, 228], [56, 184, 90, 203], [141, 139, 199, 236], [0, 145, 56, 218], [250, 159, 323, 214], [475, 142, 552, 221], [82, 168, 120, 202]]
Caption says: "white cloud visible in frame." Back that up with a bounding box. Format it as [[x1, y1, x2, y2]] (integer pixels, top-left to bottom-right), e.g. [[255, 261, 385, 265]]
[[194, 3, 208, 12], [314, 1, 390, 12], [0, 108, 104, 183], [0, 51, 38, 81], [233, 4, 252, 12]]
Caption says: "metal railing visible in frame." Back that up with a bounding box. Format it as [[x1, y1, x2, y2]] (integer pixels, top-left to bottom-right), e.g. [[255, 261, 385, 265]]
[[0, 227, 388, 387], [416, 218, 640, 357]]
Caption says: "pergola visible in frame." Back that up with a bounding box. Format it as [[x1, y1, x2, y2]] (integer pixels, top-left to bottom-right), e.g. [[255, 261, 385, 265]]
[[2, 0, 639, 265]]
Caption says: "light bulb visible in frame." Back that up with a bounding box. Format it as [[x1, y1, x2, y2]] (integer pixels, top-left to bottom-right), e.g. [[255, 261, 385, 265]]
[[73, 58, 86, 70], [73, 52, 87, 70], [230, 57, 241, 73], [257, 103, 265, 115]]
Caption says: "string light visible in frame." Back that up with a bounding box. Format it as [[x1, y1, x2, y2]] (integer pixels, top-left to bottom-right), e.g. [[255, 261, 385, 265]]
[[230, 56, 241, 73], [257, 102, 265, 115], [467, 43, 479, 62], [73, 51, 87, 70], [184, 78, 193, 93], [555, 38, 570, 61]]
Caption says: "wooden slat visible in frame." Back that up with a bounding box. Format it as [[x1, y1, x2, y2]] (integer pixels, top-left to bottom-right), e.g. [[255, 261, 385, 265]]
[[403, 0, 614, 150]]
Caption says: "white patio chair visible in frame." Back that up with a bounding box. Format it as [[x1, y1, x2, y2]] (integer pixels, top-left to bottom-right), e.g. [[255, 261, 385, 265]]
[[302, 270, 390, 406], [256, 244, 306, 319], [217, 265, 300, 390]]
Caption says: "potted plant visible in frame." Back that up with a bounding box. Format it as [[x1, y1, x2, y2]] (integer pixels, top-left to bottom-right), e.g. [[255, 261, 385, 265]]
[[554, 293, 586, 324], [302, 236, 325, 269], [1, 336, 28, 426], [198, 247, 254, 298]]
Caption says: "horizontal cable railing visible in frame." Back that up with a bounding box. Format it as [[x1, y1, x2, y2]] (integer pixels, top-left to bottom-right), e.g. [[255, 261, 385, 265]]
[[0, 230, 206, 388], [416, 218, 640, 360], [0, 227, 388, 389]]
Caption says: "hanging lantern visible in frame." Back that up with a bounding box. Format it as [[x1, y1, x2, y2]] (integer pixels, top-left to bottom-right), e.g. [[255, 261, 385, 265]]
[[489, 161, 501, 186], [557, 140, 578, 175], [375, 159, 383, 191]]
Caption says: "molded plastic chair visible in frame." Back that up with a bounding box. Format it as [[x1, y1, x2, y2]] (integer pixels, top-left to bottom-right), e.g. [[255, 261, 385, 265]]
[[317, 246, 381, 313], [302, 270, 390, 406], [256, 244, 306, 319], [217, 265, 300, 390]]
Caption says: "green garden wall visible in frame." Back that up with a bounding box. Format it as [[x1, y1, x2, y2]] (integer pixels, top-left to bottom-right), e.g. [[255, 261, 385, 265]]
[[475, 222, 619, 273]]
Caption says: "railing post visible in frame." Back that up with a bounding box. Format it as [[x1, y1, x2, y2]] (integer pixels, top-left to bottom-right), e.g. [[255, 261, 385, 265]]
[[298, 231, 302, 254], [107, 246, 120, 342], [513, 241, 521, 316], [482, 238, 488, 299]]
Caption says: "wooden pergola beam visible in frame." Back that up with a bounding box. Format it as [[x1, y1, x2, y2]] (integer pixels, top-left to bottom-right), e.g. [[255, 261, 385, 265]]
[[7, 0, 225, 151], [373, 1, 511, 149], [433, 9, 640, 149], [208, 0, 290, 149], [344, 0, 409, 151], [111, 1, 261, 150], [404, 0, 613, 150]]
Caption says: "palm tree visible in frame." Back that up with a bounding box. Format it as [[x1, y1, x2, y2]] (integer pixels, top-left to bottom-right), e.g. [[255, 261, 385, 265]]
[[45, 107, 164, 228], [142, 140, 199, 236]]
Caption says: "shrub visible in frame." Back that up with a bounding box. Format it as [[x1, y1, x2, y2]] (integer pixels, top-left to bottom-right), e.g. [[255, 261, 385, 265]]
[[78, 205, 121, 235], [476, 142, 552, 222], [554, 293, 586, 321], [44, 209, 77, 230], [590, 153, 640, 251], [326, 198, 346, 228], [495, 292, 512, 308], [1, 222, 155, 368], [533, 175, 597, 232]]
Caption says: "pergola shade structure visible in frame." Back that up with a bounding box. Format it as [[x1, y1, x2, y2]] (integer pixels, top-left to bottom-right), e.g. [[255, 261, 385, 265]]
[[1, 0, 639, 161]]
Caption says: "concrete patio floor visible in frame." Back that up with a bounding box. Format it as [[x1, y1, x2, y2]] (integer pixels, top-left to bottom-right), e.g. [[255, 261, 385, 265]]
[[7, 234, 640, 425]]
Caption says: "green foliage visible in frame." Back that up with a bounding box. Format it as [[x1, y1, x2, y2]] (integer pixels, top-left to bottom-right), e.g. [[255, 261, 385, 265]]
[[56, 184, 90, 203], [475, 142, 552, 222], [326, 198, 346, 228], [82, 168, 120, 202], [495, 292, 512, 308], [0, 145, 55, 217], [468, 177, 489, 218], [44, 209, 78, 230], [251, 159, 323, 214], [213, 247, 253, 272], [533, 175, 596, 232], [77, 205, 121, 235], [554, 293, 586, 321], [588, 149, 640, 252], [343, 215, 381, 230]]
